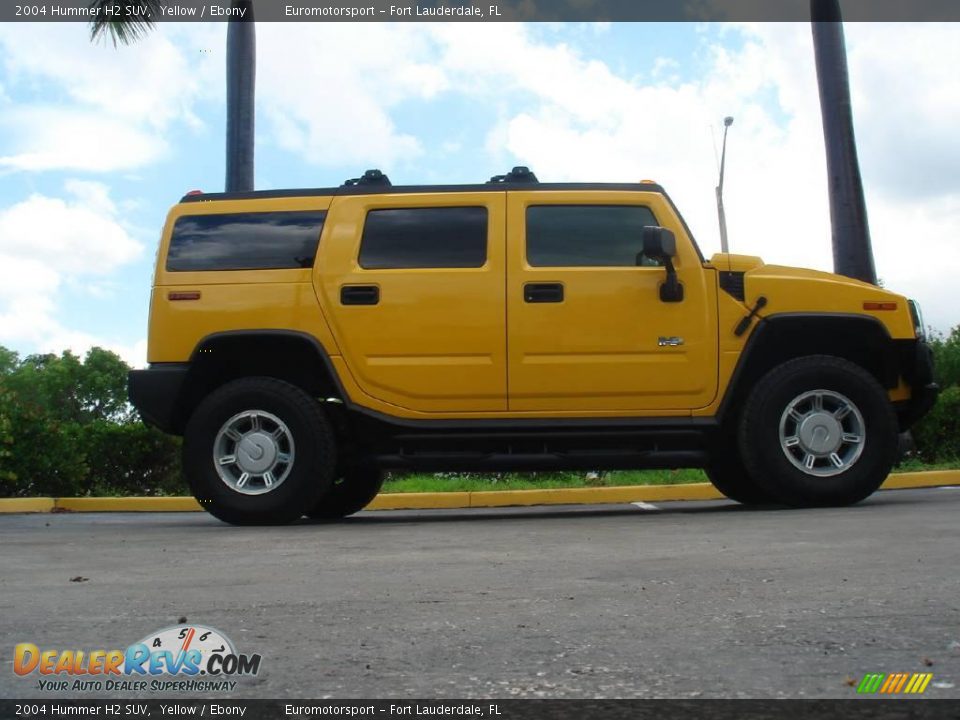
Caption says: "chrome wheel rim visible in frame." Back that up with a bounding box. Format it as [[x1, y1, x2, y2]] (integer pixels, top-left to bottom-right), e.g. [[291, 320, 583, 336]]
[[778, 389, 865, 477], [213, 410, 295, 495]]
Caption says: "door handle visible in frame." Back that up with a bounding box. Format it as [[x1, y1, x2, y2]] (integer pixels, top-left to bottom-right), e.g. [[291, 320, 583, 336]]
[[340, 285, 380, 305], [524, 282, 564, 303]]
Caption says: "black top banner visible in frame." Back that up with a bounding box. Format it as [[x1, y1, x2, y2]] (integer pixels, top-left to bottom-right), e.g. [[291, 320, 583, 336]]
[[3, 700, 960, 720], [2, 0, 960, 23]]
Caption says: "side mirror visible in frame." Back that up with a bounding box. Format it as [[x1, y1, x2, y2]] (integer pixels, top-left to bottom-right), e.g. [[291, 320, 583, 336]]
[[640, 226, 683, 302], [642, 226, 677, 260]]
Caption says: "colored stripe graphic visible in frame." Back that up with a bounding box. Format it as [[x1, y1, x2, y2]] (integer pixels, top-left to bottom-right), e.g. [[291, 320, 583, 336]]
[[857, 672, 933, 694], [880, 674, 898, 693], [893, 674, 909, 693]]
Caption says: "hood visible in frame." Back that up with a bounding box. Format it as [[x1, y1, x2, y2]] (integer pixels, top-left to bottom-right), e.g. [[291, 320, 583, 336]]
[[709, 252, 764, 273], [747, 263, 884, 291], [708, 257, 915, 339], [711, 253, 890, 292]]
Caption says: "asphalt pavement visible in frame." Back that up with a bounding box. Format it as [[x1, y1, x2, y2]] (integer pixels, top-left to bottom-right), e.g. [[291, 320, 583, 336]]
[[1, 487, 959, 699]]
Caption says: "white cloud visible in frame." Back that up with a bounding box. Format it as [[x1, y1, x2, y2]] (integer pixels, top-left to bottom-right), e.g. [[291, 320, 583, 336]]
[[0, 107, 165, 172], [845, 22, 960, 200], [0, 23, 196, 127], [0, 182, 145, 365], [38, 330, 147, 369], [63, 179, 117, 216], [255, 23, 445, 167], [0, 22, 206, 173], [0, 187, 140, 275]]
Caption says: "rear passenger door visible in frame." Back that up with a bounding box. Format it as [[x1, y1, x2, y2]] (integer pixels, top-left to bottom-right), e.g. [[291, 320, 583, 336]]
[[318, 192, 507, 413]]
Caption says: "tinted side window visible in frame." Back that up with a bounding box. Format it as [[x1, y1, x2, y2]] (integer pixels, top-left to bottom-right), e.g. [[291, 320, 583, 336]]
[[359, 207, 488, 269], [167, 211, 325, 272], [526, 205, 661, 267]]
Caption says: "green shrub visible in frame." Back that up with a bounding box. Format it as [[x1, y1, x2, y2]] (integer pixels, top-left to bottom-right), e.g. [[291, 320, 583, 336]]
[[929, 325, 960, 389], [83, 421, 185, 496], [0, 398, 89, 497], [0, 386, 16, 487], [908, 326, 960, 464], [911, 385, 960, 464], [0, 345, 184, 498]]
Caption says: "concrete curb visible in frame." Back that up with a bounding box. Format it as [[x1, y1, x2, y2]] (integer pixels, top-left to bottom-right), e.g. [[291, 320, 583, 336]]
[[0, 470, 957, 514]]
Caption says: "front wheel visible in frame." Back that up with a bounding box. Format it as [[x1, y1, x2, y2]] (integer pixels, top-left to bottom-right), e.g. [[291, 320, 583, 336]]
[[183, 377, 336, 525], [738, 355, 898, 507], [306, 467, 385, 520], [705, 452, 776, 505]]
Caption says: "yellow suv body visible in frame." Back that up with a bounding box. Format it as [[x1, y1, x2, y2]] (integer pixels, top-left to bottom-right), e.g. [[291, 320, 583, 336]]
[[130, 168, 938, 525]]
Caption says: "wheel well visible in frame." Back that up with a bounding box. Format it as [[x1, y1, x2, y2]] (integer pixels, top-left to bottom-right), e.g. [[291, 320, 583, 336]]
[[719, 315, 899, 426], [174, 332, 342, 433]]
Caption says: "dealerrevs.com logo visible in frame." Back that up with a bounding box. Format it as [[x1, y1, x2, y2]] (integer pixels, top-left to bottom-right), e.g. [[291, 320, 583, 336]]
[[13, 624, 262, 693]]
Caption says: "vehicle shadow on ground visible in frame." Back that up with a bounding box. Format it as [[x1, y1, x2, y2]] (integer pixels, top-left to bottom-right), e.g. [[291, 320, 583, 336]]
[[300, 489, 925, 526], [302, 501, 808, 526], [52, 489, 921, 530]]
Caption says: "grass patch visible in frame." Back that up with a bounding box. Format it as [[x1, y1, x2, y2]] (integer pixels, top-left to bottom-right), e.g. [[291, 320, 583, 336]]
[[382, 469, 708, 494], [892, 457, 960, 472], [381, 460, 959, 494]]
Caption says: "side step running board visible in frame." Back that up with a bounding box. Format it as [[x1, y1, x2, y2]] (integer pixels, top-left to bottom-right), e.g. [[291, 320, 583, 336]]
[[373, 450, 707, 472]]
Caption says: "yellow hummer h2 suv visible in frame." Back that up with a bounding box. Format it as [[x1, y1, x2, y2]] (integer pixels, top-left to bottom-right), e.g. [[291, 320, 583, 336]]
[[129, 167, 938, 525]]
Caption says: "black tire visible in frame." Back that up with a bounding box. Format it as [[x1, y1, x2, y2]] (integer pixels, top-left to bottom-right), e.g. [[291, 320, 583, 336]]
[[705, 451, 776, 505], [306, 467, 385, 520], [183, 377, 336, 525], [738, 355, 898, 507]]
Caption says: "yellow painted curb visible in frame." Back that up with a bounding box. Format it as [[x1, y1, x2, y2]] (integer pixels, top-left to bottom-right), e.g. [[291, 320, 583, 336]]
[[0, 498, 55, 513], [465, 483, 724, 508], [367, 491, 471, 511], [55, 497, 202, 513], [880, 470, 960, 490], [0, 470, 957, 514]]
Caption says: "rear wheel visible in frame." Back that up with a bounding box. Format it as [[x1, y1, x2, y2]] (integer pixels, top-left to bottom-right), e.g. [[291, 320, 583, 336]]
[[183, 377, 335, 525], [738, 355, 898, 507], [306, 467, 385, 520]]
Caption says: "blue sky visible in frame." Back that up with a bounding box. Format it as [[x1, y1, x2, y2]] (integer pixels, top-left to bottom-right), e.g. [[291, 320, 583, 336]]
[[0, 21, 958, 365]]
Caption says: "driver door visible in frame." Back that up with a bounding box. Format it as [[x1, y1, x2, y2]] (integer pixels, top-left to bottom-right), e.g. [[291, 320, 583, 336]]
[[505, 191, 718, 413]]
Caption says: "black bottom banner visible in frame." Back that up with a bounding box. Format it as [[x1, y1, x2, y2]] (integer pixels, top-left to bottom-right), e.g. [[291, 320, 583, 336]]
[[3, 699, 959, 720]]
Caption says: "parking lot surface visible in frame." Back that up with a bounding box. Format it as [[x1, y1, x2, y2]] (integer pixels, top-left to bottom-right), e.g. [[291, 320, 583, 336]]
[[2, 487, 959, 699]]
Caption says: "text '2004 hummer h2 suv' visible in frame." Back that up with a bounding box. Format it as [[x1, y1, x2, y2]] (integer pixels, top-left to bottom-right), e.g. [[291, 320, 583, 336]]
[[129, 167, 938, 525]]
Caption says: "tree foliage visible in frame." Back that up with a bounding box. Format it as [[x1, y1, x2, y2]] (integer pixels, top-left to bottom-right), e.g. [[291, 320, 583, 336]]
[[87, 0, 164, 46], [929, 325, 960, 389], [911, 326, 960, 462], [0, 346, 184, 497]]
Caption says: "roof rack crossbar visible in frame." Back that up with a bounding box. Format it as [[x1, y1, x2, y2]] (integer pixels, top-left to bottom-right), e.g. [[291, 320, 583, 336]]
[[343, 169, 392, 187], [487, 166, 538, 184]]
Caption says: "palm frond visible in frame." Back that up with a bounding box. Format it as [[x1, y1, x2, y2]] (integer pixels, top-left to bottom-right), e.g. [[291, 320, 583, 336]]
[[88, 0, 164, 46]]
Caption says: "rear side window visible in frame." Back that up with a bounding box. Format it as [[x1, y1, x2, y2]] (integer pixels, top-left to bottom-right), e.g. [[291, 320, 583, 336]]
[[166, 211, 325, 272], [526, 205, 661, 267], [359, 207, 488, 269]]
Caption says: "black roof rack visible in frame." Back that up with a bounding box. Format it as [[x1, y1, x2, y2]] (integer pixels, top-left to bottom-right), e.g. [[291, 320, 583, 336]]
[[343, 169, 391, 187], [180, 174, 670, 204], [488, 166, 538, 184]]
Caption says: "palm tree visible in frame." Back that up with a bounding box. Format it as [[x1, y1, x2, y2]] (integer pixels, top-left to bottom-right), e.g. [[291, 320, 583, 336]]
[[89, 0, 256, 193], [224, 3, 255, 192], [811, 0, 877, 285]]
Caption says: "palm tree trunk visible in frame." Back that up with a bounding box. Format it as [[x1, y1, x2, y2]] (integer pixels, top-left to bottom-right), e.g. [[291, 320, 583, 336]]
[[225, 0, 255, 192], [811, 0, 877, 284]]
